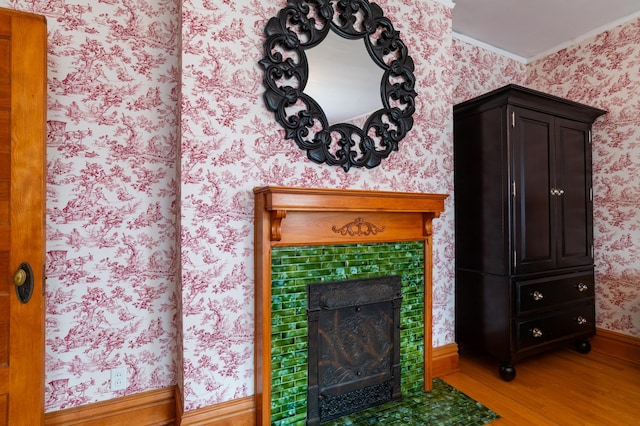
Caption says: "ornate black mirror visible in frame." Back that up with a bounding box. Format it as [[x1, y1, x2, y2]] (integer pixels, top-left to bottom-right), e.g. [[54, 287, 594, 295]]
[[260, 0, 417, 171]]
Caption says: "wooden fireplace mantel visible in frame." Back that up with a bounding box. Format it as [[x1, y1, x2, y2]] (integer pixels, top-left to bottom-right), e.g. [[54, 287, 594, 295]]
[[253, 186, 447, 424]]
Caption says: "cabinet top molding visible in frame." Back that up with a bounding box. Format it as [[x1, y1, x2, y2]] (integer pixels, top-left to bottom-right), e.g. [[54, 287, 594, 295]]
[[454, 84, 607, 123]]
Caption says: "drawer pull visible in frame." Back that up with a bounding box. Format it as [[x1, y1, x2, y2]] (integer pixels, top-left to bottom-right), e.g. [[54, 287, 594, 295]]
[[577, 316, 588, 325], [576, 282, 589, 292], [531, 327, 543, 338], [531, 291, 544, 301]]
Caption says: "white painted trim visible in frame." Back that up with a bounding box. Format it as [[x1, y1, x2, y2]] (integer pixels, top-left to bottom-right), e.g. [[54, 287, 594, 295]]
[[452, 32, 527, 64], [528, 10, 640, 62]]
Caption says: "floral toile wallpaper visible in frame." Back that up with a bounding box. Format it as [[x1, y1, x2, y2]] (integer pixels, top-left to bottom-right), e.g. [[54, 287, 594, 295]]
[[3, 0, 639, 416], [3, 0, 182, 411], [3, 0, 456, 413], [452, 38, 527, 102], [179, 0, 456, 411]]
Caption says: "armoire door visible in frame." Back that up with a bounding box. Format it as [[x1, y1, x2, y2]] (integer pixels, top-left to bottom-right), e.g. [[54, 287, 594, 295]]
[[554, 117, 593, 269], [0, 8, 47, 426], [512, 107, 557, 274]]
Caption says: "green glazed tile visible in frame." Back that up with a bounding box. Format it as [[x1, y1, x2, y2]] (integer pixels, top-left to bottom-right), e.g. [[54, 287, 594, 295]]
[[270, 242, 432, 424]]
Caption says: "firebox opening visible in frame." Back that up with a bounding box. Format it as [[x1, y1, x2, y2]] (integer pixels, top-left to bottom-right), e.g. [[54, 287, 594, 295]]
[[306, 275, 403, 425]]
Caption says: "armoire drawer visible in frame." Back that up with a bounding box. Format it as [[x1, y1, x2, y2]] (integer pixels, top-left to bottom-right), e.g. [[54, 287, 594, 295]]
[[516, 271, 594, 315], [516, 301, 595, 351]]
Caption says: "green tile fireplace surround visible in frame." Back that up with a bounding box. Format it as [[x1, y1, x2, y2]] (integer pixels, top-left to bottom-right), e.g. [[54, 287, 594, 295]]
[[270, 242, 425, 425], [253, 186, 448, 425]]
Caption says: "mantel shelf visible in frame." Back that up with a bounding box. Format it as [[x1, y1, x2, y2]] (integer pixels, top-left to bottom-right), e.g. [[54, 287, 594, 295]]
[[255, 186, 448, 213]]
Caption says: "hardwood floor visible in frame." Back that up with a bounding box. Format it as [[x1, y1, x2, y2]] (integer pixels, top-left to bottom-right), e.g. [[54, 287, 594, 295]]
[[442, 348, 640, 425]]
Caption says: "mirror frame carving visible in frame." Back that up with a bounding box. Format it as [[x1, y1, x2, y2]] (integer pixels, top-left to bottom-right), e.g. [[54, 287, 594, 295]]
[[260, 0, 417, 171]]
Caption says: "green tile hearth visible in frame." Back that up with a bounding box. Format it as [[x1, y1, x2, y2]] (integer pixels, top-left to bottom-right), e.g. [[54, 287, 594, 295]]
[[323, 379, 499, 426]]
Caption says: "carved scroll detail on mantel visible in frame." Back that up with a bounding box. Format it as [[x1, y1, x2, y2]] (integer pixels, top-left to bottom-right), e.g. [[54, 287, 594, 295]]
[[332, 217, 385, 237], [423, 213, 435, 237], [270, 210, 286, 241]]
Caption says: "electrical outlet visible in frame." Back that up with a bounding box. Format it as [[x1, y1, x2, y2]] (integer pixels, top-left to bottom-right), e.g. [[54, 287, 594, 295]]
[[110, 367, 127, 391]]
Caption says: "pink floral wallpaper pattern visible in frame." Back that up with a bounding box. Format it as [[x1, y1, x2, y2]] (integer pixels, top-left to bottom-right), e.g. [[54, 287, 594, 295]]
[[3, 0, 181, 412], [4, 0, 638, 415], [5, 0, 456, 414], [452, 37, 527, 103], [179, 0, 456, 411]]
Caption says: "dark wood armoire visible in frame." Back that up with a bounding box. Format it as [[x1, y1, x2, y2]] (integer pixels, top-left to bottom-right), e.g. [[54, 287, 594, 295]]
[[453, 85, 606, 380]]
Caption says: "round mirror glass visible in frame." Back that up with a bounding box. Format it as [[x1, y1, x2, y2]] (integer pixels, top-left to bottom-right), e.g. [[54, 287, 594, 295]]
[[305, 30, 384, 126]]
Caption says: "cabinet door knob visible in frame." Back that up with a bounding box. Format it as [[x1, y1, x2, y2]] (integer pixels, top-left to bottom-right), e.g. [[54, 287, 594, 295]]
[[531, 290, 544, 301], [576, 282, 589, 292], [577, 316, 588, 325], [531, 327, 543, 338]]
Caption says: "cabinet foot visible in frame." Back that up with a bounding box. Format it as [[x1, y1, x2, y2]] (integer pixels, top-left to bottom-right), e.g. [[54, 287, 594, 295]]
[[574, 339, 591, 354], [499, 363, 516, 381]]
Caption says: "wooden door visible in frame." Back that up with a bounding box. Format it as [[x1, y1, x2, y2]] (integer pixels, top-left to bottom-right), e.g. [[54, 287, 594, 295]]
[[0, 8, 47, 426]]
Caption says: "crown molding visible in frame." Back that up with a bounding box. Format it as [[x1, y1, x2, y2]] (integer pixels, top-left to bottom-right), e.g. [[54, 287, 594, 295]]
[[452, 32, 527, 64]]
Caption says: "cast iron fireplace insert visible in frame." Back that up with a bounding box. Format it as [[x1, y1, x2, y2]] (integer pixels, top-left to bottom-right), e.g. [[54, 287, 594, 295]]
[[306, 275, 403, 425]]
